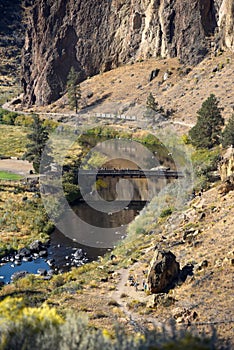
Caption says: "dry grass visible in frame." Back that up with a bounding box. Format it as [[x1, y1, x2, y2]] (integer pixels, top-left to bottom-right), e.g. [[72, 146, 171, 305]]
[[0, 182, 51, 251], [22, 50, 234, 136], [0, 125, 28, 158]]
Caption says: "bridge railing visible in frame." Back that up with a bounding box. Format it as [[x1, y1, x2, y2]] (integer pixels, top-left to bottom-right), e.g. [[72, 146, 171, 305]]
[[78, 169, 184, 178]]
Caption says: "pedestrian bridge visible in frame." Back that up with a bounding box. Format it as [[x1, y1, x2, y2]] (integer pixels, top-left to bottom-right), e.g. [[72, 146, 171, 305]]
[[79, 169, 183, 179]]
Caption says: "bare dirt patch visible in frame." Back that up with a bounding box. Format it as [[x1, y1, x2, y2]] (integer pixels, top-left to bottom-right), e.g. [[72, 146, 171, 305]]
[[0, 159, 33, 175]]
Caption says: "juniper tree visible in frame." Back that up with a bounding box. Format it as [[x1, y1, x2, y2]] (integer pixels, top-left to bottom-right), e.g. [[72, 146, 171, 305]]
[[67, 67, 81, 114], [189, 94, 224, 149], [146, 93, 163, 112], [145, 92, 166, 119], [23, 114, 51, 173]]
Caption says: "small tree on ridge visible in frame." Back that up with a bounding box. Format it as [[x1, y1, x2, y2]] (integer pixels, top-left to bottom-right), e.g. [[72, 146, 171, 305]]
[[189, 94, 224, 149], [67, 67, 81, 114]]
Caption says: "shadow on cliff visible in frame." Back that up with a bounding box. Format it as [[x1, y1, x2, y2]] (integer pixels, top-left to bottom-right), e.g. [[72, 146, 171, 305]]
[[81, 93, 112, 112]]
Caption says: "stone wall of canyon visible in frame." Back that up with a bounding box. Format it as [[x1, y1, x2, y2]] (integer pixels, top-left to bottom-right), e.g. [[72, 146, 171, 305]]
[[21, 0, 234, 106]]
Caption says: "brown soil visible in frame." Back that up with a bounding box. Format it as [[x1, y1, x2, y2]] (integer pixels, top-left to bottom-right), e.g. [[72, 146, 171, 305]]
[[13, 50, 234, 136], [0, 159, 33, 175]]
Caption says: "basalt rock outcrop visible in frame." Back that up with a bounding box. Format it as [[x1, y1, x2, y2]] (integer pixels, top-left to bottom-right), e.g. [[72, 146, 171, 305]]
[[0, 0, 25, 78], [147, 249, 180, 293], [21, 0, 234, 106], [219, 146, 234, 180]]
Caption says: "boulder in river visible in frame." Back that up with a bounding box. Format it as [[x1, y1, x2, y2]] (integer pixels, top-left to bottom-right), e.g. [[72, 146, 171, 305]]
[[29, 240, 43, 252], [37, 268, 47, 276], [72, 249, 84, 260], [18, 247, 31, 258]]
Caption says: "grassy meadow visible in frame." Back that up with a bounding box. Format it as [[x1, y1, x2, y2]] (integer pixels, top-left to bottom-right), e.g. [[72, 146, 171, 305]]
[[0, 124, 28, 158], [0, 171, 23, 180]]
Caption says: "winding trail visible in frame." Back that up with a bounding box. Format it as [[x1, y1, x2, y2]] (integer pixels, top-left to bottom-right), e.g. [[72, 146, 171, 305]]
[[2, 101, 195, 129], [111, 247, 170, 332]]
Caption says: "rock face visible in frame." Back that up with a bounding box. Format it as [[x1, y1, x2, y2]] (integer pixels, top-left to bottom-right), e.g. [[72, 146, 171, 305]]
[[219, 146, 234, 180], [0, 0, 24, 78], [21, 0, 234, 106], [218, 0, 234, 50], [147, 249, 180, 293]]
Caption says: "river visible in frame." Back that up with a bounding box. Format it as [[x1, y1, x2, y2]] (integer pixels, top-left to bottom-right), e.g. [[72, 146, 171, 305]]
[[0, 134, 176, 283], [0, 200, 145, 283]]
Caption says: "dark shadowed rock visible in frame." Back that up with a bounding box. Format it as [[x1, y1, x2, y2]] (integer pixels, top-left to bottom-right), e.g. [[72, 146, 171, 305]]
[[147, 293, 176, 308], [72, 248, 84, 260], [149, 68, 160, 82], [37, 268, 47, 276], [11, 271, 28, 281], [147, 249, 180, 293], [18, 247, 31, 258], [179, 263, 194, 283], [29, 240, 43, 252]]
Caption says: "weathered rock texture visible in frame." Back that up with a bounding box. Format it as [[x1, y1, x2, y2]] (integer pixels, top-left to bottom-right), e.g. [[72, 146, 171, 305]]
[[218, 0, 234, 50], [219, 146, 234, 180], [0, 0, 24, 78], [147, 249, 180, 293], [21, 0, 234, 105]]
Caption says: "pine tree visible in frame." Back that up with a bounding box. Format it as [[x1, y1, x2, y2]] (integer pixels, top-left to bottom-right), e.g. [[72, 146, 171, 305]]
[[23, 114, 51, 173], [222, 114, 234, 148], [189, 94, 224, 149], [67, 67, 81, 114], [146, 93, 161, 112]]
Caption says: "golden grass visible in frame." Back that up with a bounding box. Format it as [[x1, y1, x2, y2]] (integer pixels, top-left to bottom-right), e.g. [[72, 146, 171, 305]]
[[0, 124, 28, 157]]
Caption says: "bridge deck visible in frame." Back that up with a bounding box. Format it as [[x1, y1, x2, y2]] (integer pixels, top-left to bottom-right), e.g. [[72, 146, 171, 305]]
[[78, 169, 183, 179]]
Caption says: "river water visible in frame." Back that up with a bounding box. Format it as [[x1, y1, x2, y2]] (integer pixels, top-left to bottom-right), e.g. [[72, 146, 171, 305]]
[[0, 200, 145, 283], [0, 136, 176, 283]]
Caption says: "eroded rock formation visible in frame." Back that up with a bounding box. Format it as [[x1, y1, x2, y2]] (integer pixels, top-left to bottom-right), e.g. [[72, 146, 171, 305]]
[[21, 0, 234, 106], [147, 249, 180, 293], [219, 146, 234, 180]]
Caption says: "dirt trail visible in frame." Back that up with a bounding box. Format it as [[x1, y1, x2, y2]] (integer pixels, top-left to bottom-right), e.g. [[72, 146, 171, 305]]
[[2, 101, 194, 131], [111, 248, 168, 331]]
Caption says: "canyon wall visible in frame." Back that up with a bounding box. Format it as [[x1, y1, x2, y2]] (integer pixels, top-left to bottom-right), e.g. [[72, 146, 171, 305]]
[[219, 146, 234, 180], [21, 0, 234, 106]]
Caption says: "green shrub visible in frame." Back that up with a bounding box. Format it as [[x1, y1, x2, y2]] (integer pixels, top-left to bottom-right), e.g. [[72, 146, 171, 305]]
[[43, 119, 59, 131], [181, 134, 190, 145], [14, 114, 33, 127], [0, 297, 63, 350], [160, 207, 173, 218], [52, 275, 65, 288], [191, 147, 221, 189], [0, 309, 224, 350], [2, 111, 18, 125]]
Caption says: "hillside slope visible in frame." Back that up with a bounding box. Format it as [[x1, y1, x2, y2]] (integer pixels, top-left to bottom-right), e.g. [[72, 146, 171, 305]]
[[16, 50, 234, 135], [21, 0, 234, 105]]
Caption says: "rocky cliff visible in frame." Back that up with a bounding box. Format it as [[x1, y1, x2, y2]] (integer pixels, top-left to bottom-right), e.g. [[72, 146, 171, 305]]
[[0, 0, 24, 79], [219, 146, 234, 180], [21, 0, 234, 106]]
